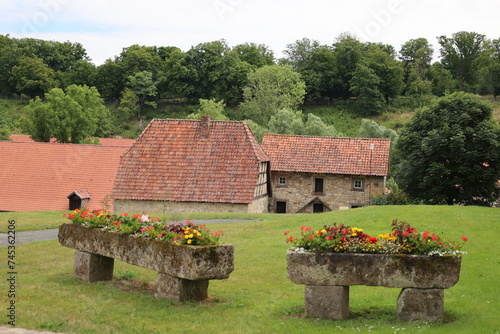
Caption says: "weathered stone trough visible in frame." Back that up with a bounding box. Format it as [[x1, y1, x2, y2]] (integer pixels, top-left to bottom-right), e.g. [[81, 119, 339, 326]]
[[287, 250, 462, 322], [58, 223, 234, 302]]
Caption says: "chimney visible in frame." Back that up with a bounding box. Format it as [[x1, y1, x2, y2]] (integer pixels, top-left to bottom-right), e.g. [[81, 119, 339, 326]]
[[200, 115, 210, 140]]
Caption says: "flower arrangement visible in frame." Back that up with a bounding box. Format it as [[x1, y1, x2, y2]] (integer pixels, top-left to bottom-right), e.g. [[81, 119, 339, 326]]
[[64, 209, 223, 246], [284, 219, 467, 256]]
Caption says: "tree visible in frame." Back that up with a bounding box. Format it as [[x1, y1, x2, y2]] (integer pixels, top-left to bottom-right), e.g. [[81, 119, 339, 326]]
[[364, 44, 405, 102], [240, 65, 306, 124], [331, 34, 365, 99], [126, 70, 157, 119], [349, 63, 385, 116], [438, 31, 487, 91], [232, 43, 274, 68], [357, 119, 398, 142], [10, 57, 57, 98], [400, 38, 434, 95], [21, 85, 110, 143], [188, 99, 228, 120], [267, 109, 340, 137], [396, 92, 500, 205]]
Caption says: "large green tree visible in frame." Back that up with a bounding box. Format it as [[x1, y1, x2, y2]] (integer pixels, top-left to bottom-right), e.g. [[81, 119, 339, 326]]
[[396, 92, 500, 205], [22, 85, 110, 143], [349, 63, 385, 116], [438, 31, 487, 91], [240, 65, 306, 124], [10, 57, 58, 98]]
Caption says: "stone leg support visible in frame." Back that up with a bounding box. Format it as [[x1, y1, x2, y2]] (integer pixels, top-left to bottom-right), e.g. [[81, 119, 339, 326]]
[[155, 272, 209, 302], [397, 288, 444, 322], [74, 251, 114, 282], [304, 285, 349, 320]]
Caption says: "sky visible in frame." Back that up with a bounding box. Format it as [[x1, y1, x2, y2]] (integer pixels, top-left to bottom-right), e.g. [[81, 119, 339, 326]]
[[1, 0, 498, 65]]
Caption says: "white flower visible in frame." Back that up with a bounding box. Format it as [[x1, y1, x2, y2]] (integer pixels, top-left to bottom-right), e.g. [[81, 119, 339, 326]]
[[140, 214, 150, 222]]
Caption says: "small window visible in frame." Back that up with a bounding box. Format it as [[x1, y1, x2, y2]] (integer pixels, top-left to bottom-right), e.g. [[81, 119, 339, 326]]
[[278, 177, 286, 186], [314, 178, 324, 194], [352, 179, 364, 191]]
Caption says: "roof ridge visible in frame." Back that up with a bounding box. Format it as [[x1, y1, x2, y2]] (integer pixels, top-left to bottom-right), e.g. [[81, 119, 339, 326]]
[[263, 133, 391, 142]]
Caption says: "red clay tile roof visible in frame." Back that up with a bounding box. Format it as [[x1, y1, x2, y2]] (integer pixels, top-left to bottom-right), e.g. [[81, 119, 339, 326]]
[[9, 134, 136, 147], [0, 142, 130, 211], [261, 134, 391, 176], [112, 118, 269, 204]]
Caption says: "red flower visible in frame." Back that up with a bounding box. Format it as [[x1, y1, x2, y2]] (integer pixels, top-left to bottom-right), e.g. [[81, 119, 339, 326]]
[[305, 226, 312, 232], [369, 237, 378, 244], [116, 222, 122, 227], [461, 236, 468, 242], [402, 231, 409, 237], [431, 234, 438, 241], [286, 236, 295, 243], [308, 235, 315, 241], [283, 231, 289, 236]]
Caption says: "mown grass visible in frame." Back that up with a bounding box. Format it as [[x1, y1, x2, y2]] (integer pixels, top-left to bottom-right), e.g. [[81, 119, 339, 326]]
[[0, 205, 499, 333]]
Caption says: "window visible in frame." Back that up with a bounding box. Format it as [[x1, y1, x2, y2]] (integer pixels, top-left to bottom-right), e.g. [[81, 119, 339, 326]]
[[352, 179, 364, 191], [278, 177, 286, 186], [313, 203, 324, 213], [314, 178, 324, 194], [276, 201, 287, 213]]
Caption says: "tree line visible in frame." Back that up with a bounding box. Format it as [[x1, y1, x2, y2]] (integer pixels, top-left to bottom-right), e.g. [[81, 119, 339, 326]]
[[1, 31, 499, 113]]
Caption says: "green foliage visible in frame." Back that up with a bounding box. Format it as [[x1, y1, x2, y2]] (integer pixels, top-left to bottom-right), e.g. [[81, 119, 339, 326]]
[[357, 119, 398, 141], [240, 65, 306, 124], [21, 85, 110, 143], [349, 63, 385, 116], [188, 98, 228, 120], [438, 31, 487, 91], [126, 70, 157, 118], [396, 92, 500, 205], [10, 57, 58, 98]]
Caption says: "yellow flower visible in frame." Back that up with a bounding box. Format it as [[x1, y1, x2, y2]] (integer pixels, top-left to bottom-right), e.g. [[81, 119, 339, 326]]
[[187, 239, 192, 244]]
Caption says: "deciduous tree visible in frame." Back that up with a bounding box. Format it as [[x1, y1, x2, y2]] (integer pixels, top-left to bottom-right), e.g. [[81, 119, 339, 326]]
[[21, 85, 110, 143], [396, 92, 500, 205]]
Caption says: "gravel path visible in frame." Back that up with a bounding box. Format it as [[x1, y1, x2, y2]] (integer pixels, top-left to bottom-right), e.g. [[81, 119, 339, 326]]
[[0, 219, 259, 247]]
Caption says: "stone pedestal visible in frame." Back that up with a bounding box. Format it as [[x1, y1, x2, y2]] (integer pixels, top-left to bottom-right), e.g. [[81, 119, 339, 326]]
[[304, 285, 349, 319], [74, 251, 114, 282], [59, 223, 234, 302], [397, 288, 444, 322], [287, 250, 461, 322], [155, 273, 209, 302]]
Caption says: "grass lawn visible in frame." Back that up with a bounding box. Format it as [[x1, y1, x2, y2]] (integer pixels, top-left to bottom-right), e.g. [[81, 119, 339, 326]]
[[1, 205, 498, 333]]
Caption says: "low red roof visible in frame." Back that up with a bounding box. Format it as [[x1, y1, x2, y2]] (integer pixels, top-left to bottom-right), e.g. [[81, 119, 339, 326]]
[[9, 134, 136, 147], [112, 118, 269, 204], [0, 142, 130, 211], [262, 134, 391, 176]]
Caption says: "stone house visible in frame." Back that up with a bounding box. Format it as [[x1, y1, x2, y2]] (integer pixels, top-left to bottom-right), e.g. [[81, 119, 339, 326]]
[[261, 134, 391, 213], [112, 117, 271, 213]]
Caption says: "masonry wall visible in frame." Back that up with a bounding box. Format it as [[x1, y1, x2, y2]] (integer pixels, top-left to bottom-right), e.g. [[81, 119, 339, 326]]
[[270, 172, 385, 213], [114, 198, 268, 214]]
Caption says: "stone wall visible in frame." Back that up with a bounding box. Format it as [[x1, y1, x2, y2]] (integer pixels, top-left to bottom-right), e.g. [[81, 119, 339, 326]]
[[270, 172, 385, 213], [114, 197, 268, 214]]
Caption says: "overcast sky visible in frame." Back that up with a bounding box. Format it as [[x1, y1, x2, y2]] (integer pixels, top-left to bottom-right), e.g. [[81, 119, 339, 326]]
[[1, 0, 498, 65]]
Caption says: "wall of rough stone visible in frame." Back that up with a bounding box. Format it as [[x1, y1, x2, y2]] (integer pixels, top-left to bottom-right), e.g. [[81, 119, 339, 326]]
[[270, 172, 385, 213], [114, 197, 268, 214]]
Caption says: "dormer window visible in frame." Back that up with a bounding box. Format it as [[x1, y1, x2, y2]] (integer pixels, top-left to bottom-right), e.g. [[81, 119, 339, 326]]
[[67, 190, 91, 210]]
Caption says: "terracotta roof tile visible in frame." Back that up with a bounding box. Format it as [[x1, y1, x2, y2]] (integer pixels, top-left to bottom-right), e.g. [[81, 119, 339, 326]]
[[261, 134, 390, 176], [0, 142, 130, 211], [9, 134, 135, 147], [112, 118, 269, 204]]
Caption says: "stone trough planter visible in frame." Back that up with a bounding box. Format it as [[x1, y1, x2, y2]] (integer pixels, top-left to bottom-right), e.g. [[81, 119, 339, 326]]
[[58, 223, 234, 302], [287, 250, 462, 322]]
